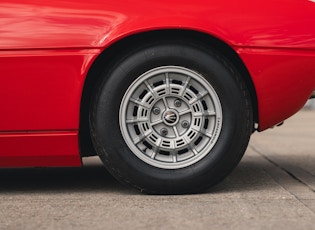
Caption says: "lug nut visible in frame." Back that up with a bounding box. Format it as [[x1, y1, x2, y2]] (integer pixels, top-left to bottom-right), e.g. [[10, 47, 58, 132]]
[[160, 128, 168, 137], [174, 99, 182, 107], [152, 107, 161, 115], [181, 120, 190, 128]]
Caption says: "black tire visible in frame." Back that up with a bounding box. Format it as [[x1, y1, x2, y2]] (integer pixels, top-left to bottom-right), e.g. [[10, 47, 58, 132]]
[[90, 41, 253, 194]]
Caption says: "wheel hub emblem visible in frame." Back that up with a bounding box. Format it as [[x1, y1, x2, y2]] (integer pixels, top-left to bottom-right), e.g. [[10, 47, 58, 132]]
[[163, 110, 179, 125]]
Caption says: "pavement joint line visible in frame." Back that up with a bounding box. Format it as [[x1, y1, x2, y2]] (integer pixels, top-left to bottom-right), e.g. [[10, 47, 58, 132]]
[[263, 156, 315, 194], [249, 145, 315, 194], [249, 145, 315, 214]]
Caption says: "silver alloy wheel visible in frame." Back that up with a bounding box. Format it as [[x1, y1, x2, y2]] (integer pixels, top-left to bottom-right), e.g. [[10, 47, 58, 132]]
[[119, 66, 222, 169]]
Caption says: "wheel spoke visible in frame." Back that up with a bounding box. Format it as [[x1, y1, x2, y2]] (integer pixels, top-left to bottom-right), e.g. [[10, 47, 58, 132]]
[[126, 118, 148, 124], [162, 97, 170, 110], [173, 126, 180, 138], [144, 80, 159, 98], [191, 127, 213, 138], [189, 91, 209, 104], [150, 150, 157, 159], [172, 154, 177, 163], [165, 72, 170, 95], [193, 111, 216, 117], [120, 66, 222, 169], [183, 136, 199, 156], [151, 119, 164, 126], [151, 138, 162, 159], [179, 109, 191, 116], [130, 98, 150, 109], [190, 145, 198, 156], [133, 131, 152, 144], [179, 76, 191, 96]]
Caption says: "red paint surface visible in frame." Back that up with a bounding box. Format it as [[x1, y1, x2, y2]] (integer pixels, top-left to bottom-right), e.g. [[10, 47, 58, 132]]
[[0, 131, 81, 167], [1, 0, 315, 50], [237, 48, 315, 130], [0, 49, 100, 131], [0, 0, 315, 166]]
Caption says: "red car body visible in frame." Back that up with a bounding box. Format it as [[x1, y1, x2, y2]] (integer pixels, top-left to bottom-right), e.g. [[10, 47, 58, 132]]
[[1, 0, 315, 167]]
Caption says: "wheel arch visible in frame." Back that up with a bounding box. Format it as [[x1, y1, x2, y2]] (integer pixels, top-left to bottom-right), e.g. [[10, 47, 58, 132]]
[[79, 29, 258, 157]]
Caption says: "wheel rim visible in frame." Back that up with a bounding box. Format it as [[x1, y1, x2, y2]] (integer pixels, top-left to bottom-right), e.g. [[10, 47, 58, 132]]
[[119, 66, 223, 169]]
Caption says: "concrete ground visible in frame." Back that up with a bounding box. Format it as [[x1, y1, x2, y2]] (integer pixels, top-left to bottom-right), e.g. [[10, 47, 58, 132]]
[[0, 110, 314, 230]]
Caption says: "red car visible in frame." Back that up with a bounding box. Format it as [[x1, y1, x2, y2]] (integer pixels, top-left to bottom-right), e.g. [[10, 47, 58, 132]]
[[1, 0, 315, 194]]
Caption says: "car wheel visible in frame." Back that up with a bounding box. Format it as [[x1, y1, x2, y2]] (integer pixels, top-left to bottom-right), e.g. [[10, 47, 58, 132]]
[[90, 41, 253, 194]]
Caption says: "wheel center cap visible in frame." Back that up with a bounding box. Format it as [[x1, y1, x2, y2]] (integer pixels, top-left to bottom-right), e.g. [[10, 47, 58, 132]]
[[163, 109, 179, 126]]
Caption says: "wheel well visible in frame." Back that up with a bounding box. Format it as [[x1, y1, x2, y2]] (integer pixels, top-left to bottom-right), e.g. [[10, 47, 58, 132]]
[[79, 29, 258, 157]]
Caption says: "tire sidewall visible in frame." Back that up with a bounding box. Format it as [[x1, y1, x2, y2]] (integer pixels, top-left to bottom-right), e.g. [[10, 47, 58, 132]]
[[91, 42, 251, 193]]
